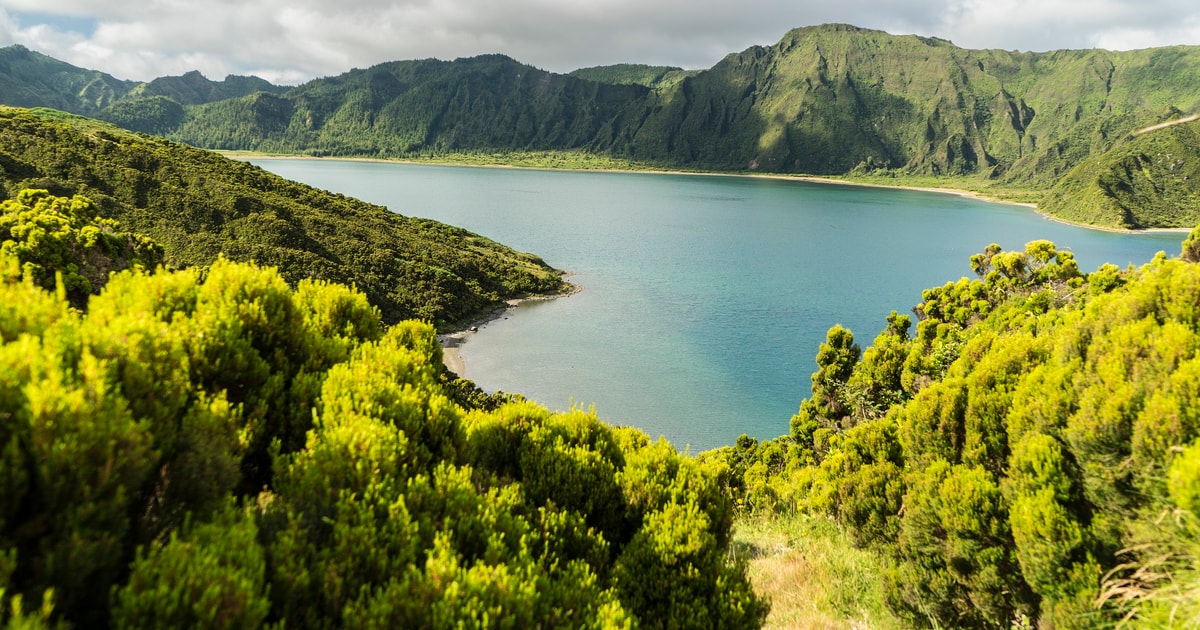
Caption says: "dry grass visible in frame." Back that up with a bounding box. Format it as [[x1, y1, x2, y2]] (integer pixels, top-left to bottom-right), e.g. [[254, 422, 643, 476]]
[[1096, 510, 1200, 628], [733, 513, 905, 630]]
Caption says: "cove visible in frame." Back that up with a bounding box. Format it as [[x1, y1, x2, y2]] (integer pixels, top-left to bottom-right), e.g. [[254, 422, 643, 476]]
[[252, 159, 1183, 451]]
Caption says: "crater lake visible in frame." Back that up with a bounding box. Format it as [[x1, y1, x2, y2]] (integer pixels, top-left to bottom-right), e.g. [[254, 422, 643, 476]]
[[252, 159, 1183, 451]]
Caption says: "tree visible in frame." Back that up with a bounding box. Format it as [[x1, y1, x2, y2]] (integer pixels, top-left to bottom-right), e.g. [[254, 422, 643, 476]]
[[0, 189, 161, 306], [0, 246, 766, 628]]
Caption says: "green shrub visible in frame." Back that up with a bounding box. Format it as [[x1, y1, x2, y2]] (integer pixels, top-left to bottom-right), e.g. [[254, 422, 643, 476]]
[[111, 504, 269, 629]]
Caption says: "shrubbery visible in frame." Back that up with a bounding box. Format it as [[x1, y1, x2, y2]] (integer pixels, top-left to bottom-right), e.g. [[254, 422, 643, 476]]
[[0, 107, 566, 329], [0, 191, 767, 628], [717, 238, 1200, 627]]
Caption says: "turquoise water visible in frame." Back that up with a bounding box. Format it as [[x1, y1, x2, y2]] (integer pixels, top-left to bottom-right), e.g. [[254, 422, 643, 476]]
[[252, 159, 1183, 450]]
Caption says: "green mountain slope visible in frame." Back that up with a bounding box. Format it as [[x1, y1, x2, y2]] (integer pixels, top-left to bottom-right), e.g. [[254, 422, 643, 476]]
[[0, 44, 135, 114], [604, 24, 1200, 179], [158, 24, 1200, 179], [604, 25, 1002, 174], [160, 25, 1200, 216], [135, 69, 286, 105], [0, 44, 281, 115], [0, 107, 565, 327], [5, 25, 1200, 227], [568, 63, 696, 88], [1040, 115, 1200, 228], [173, 55, 650, 156], [92, 70, 290, 135]]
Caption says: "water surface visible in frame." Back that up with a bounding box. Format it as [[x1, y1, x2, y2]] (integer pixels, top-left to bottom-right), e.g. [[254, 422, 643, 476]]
[[253, 159, 1182, 450]]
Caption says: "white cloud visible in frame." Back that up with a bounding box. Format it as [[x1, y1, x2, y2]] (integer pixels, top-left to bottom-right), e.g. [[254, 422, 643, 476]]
[[0, 0, 1197, 84], [938, 0, 1200, 51]]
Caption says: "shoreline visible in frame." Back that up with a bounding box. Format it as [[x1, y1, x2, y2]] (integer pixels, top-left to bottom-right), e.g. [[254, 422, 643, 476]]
[[225, 150, 1192, 235], [1032, 210, 1192, 235], [437, 277, 581, 378], [224, 149, 1021, 203]]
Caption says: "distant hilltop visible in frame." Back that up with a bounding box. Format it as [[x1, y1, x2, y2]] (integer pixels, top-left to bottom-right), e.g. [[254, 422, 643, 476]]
[[3, 23, 1200, 229]]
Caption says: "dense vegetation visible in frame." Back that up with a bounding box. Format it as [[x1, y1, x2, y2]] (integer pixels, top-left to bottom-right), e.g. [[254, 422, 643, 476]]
[[0, 190, 766, 628], [0, 107, 565, 328], [174, 55, 651, 157], [8, 172, 1197, 628], [164, 24, 1200, 191], [1040, 117, 1200, 228], [567, 64, 697, 89], [7, 24, 1200, 228], [714, 231, 1200, 627], [0, 45, 283, 116], [0, 45, 136, 115], [6, 25, 1200, 626], [0, 188, 162, 307]]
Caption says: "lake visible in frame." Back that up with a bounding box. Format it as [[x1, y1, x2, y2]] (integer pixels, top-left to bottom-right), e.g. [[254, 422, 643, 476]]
[[252, 159, 1183, 451]]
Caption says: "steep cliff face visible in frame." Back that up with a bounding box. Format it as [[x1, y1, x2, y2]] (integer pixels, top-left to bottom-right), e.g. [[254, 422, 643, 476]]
[[604, 25, 1200, 180], [173, 55, 651, 156], [6, 25, 1200, 181], [1040, 117, 1200, 228], [5, 24, 1200, 227]]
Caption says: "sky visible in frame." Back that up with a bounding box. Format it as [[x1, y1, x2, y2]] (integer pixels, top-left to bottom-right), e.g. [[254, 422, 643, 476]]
[[0, 0, 1198, 85]]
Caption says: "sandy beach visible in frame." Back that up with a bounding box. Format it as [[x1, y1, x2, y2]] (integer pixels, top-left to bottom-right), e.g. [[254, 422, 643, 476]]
[[437, 280, 581, 378], [439, 334, 467, 376]]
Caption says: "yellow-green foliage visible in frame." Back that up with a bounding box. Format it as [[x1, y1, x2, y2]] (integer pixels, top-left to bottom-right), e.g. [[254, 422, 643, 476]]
[[112, 504, 270, 629], [0, 241, 765, 627], [722, 238, 1200, 628], [1041, 117, 1200, 229], [0, 108, 566, 328], [0, 189, 161, 306]]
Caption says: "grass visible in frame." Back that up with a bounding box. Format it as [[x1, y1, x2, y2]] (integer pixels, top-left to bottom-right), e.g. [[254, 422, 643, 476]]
[[733, 512, 905, 629], [411, 155, 1046, 206], [406, 151, 667, 171], [831, 171, 1045, 205], [1096, 510, 1200, 628]]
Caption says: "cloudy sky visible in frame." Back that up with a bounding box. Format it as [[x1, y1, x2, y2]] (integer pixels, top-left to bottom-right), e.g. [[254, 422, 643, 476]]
[[1, 0, 1198, 85]]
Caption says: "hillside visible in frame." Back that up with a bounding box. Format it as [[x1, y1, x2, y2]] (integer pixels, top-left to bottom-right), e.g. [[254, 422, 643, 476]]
[[567, 64, 697, 88], [1040, 115, 1200, 228], [0, 208, 765, 626], [138, 25, 1200, 178], [0, 44, 283, 126], [716, 234, 1200, 627], [159, 25, 1200, 180], [4, 24, 1200, 226], [0, 107, 565, 327], [0, 44, 136, 114], [172, 54, 650, 156], [171, 26, 1200, 228], [601, 25, 1200, 181]]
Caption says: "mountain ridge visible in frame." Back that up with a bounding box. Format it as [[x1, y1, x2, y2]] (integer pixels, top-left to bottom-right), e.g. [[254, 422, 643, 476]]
[[4, 23, 1200, 227], [0, 106, 566, 328]]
